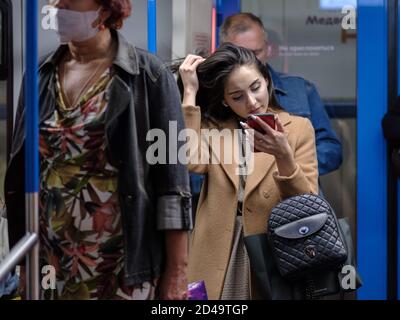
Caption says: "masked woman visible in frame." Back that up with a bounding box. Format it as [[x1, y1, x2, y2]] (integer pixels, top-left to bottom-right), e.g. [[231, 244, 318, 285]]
[[5, 0, 192, 300], [179, 44, 319, 299]]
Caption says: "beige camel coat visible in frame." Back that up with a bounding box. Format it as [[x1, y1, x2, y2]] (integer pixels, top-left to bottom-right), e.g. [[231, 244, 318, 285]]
[[182, 105, 319, 300]]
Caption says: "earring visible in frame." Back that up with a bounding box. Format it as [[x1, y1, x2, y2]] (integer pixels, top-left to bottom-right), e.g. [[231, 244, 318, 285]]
[[222, 101, 229, 107], [110, 21, 123, 30]]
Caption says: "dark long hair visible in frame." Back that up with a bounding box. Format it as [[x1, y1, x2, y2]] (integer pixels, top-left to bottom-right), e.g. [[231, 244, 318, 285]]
[[175, 43, 278, 123]]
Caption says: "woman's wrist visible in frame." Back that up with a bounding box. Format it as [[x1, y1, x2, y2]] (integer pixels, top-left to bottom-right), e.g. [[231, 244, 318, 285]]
[[164, 230, 189, 270], [275, 145, 297, 177], [165, 260, 188, 274], [276, 162, 297, 177], [182, 89, 197, 106]]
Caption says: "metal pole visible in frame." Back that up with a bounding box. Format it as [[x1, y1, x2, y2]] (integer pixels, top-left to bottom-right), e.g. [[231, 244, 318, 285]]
[[25, 0, 40, 300], [0, 234, 38, 281], [148, 0, 157, 53]]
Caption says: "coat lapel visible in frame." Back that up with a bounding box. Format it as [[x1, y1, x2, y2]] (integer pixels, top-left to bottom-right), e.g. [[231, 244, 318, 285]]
[[215, 111, 292, 192], [105, 74, 132, 125], [244, 111, 292, 198], [216, 118, 240, 190]]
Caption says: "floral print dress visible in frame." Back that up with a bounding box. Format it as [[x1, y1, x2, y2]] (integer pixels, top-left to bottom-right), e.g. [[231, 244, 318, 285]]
[[39, 68, 154, 300]]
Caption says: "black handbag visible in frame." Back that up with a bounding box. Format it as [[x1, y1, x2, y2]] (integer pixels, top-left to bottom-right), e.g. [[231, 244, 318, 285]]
[[244, 194, 362, 300], [268, 194, 347, 280]]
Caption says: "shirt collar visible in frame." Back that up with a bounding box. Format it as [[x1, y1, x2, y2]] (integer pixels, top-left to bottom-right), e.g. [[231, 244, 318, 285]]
[[268, 64, 287, 96], [39, 30, 139, 76]]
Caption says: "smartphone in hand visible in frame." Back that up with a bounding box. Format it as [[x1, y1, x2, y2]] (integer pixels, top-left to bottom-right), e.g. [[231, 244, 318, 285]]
[[246, 113, 276, 133]]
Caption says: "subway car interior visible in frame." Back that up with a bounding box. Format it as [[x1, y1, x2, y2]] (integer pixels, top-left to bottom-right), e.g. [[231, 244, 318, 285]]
[[0, 0, 399, 301]]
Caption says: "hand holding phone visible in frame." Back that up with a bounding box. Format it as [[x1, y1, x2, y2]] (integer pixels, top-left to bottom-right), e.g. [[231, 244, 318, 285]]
[[245, 113, 276, 133]]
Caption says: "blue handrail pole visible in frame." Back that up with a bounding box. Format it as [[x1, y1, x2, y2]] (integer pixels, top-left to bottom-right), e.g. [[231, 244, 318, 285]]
[[148, 0, 157, 53], [25, 0, 40, 300]]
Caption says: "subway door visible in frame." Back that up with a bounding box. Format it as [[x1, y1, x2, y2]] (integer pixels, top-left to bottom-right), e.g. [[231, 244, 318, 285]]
[[358, 0, 399, 300], [381, 0, 400, 301]]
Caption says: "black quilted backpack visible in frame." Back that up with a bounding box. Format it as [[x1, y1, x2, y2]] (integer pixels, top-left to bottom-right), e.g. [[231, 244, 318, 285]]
[[268, 194, 347, 281], [244, 194, 362, 299]]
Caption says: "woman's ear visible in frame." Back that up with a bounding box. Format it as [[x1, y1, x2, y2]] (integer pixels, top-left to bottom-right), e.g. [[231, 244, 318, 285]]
[[100, 7, 112, 22], [92, 7, 112, 29]]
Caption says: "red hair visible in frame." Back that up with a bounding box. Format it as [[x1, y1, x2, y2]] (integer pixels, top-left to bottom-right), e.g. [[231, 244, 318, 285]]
[[95, 0, 132, 29]]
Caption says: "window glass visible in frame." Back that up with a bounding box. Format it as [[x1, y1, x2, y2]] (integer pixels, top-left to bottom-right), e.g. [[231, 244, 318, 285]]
[[242, 0, 356, 102]]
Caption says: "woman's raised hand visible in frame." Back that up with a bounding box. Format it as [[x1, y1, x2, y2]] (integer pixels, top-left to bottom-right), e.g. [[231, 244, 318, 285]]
[[179, 54, 205, 105]]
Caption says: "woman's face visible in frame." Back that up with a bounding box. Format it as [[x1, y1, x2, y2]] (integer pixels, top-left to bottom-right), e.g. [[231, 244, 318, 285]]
[[223, 64, 270, 119], [49, 0, 99, 11]]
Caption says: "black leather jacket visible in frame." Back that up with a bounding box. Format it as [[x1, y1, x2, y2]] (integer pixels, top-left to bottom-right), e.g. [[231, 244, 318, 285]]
[[4, 31, 192, 286]]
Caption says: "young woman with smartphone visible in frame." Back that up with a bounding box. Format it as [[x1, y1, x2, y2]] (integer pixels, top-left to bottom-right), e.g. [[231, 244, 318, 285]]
[[179, 43, 319, 300]]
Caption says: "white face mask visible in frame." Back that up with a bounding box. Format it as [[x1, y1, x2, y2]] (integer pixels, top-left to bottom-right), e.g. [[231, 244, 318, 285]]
[[53, 8, 100, 43]]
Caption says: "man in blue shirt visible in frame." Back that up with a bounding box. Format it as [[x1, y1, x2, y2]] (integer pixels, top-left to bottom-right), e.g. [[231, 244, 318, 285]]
[[190, 13, 342, 211]]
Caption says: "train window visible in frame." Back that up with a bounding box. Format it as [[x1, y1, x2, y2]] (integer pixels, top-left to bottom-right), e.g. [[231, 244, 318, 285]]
[[242, 0, 356, 102], [241, 0, 358, 246]]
